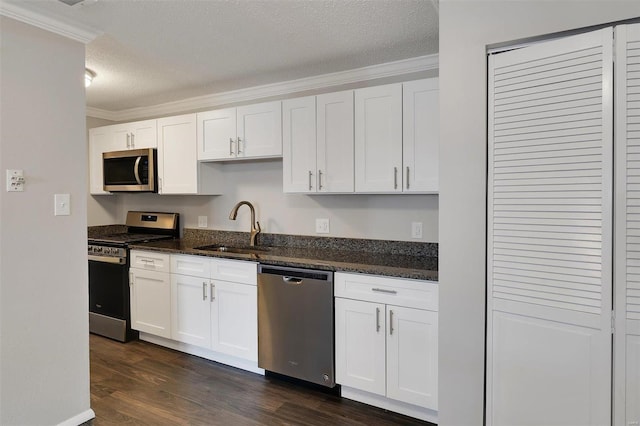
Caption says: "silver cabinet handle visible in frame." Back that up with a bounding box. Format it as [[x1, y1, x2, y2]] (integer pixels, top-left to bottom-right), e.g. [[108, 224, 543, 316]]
[[126, 133, 131, 148], [318, 169, 323, 190], [202, 282, 207, 301], [389, 310, 394, 335], [308, 170, 313, 191], [129, 272, 133, 286], [406, 166, 410, 190], [131, 133, 135, 148], [237, 137, 242, 154], [210, 282, 215, 301], [376, 307, 380, 332], [229, 138, 234, 156], [140, 258, 155, 264], [372, 287, 397, 294], [158, 177, 163, 191], [394, 167, 398, 189]]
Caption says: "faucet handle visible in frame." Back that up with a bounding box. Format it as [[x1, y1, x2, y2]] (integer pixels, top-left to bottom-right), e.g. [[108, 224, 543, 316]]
[[255, 221, 261, 233]]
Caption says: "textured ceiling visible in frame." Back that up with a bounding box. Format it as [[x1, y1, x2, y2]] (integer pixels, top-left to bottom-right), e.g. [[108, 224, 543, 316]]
[[8, 0, 438, 112]]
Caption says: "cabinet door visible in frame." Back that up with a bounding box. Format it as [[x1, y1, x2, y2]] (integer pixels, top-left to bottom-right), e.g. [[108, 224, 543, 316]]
[[354, 84, 402, 193], [403, 79, 438, 193], [283, 96, 317, 193], [236, 101, 282, 159], [157, 114, 197, 194], [335, 297, 386, 395], [317, 90, 354, 193], [386, 305, 438, 410], [89, 126, 118, 195], [130, 269, 171, 338], [111, 123, 133, 150], [197, 108, 237, 160], [171, 274, 211, 348], [129, 119, 158, 149], [210, 281, 258, 361]]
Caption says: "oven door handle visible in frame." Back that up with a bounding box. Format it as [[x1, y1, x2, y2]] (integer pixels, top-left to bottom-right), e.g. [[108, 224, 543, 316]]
[[88, 255, 126, 265]]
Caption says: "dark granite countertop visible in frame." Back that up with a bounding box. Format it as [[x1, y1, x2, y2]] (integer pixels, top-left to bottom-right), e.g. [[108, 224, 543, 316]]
[[127, 230, 438, 282]]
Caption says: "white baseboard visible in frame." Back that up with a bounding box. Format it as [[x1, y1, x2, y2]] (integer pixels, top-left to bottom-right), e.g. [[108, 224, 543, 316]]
[[139, 332, 265, 375], [56, 408, 95, 426], [341, 386, 438, 424]]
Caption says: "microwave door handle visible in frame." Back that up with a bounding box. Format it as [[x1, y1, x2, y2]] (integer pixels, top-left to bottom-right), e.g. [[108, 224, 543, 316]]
[[133, 156, 143, 185]]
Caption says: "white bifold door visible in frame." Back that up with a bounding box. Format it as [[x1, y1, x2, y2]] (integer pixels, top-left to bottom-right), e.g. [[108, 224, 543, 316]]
[[487, 28, 614, 426], [615, 24, 640, 426]]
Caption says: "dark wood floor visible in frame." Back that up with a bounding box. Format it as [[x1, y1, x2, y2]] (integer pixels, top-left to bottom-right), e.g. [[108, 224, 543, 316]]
[[88, 334, 433, 425]]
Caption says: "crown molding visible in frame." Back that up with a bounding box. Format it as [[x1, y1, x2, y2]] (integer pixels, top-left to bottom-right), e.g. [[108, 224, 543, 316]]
[[87, 54, 439, 121], [0, 1, 101, 43]]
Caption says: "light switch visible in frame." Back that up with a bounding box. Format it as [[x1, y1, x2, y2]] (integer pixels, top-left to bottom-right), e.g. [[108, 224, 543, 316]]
[[54, 194, 71, 216]]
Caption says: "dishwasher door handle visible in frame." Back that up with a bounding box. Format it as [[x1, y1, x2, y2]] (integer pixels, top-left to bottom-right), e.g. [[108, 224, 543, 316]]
[[282, 276, 303, 285]]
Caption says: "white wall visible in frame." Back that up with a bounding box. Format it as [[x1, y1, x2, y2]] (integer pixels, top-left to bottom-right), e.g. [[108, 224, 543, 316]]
[[0, 17, 92, 425], [439, 2, 640, 425], [116, 160, 438, 241]]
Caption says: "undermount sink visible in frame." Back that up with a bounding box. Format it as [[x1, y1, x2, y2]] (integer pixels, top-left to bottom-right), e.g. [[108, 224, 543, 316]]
[[194, 244, 271, 254]]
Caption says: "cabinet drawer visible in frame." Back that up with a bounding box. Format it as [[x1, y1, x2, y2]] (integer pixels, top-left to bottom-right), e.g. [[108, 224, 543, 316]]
[[171, 254, 211, 278], [335, 272, 437, 311], [211, 258, 257, 285], [130, 250, 170, 272]]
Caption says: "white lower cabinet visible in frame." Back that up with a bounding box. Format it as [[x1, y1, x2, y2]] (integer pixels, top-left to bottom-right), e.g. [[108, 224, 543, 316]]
[[130, 251, 259, 373], [210, 280, 257, 361], [171, 273, 211, 347], [169, 254, 258, 363], [335, 272, 438, 422], [129, 251, 172, 339]]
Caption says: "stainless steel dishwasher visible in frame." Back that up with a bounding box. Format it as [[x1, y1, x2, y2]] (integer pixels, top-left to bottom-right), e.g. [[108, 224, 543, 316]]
[[257, 264, 335, 387]]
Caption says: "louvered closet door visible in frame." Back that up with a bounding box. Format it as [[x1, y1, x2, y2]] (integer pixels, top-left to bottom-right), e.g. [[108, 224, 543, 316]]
[[487, 28, 613, 426], [615, 23, 640, 426]]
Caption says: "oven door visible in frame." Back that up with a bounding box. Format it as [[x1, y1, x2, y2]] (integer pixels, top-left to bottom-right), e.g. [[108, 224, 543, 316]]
[[88, 255, 129, 319]]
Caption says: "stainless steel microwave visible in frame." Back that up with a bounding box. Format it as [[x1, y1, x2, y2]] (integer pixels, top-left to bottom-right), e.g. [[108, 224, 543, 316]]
[[103, 148, 157, 192]]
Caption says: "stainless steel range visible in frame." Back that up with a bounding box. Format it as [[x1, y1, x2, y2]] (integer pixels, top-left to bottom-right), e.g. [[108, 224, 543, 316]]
[[88, 211, 179, 342]]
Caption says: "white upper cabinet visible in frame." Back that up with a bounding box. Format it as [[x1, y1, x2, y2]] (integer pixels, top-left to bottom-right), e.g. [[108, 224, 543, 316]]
[[157, 114, 198, 194], [403, 78, 439, 193], [283, 91, 354, 193], [197, 108, 237, 160], [197, 100, 282, 161], [158, 114, 224, 195], [89, 126, 119, 195], [354, 79, 439, 194], [111, 119, 158, 150], [317, 91, 354, 193], [283, 96, 317, 192], [355, 84, 403, 193], [236, 101, 283, 159]]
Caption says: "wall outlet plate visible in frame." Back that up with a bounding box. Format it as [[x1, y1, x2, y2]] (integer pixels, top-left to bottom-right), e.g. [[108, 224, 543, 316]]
[[316, 218, 330, 234], [411, 221, 423, 239], [6, 169, 25, 192], [198, 216, 208, 228]]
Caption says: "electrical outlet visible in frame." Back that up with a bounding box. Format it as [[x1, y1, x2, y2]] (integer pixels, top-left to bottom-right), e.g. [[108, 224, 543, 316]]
[[6, 169, 25, 192], [316, 218, 330, 234], [411, 222, 423, 239], [198, 216, 208, 228]]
